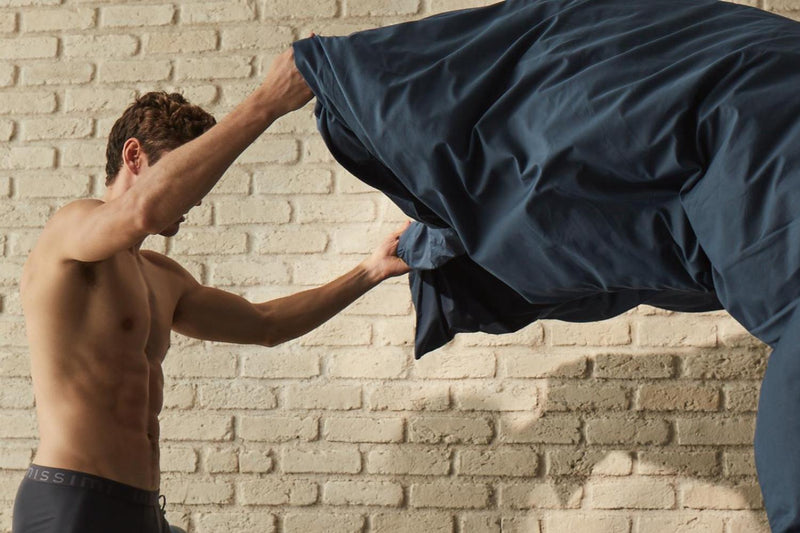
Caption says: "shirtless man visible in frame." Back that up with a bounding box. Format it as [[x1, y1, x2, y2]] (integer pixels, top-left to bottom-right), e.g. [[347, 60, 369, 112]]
[[11, 47, 410, 533]]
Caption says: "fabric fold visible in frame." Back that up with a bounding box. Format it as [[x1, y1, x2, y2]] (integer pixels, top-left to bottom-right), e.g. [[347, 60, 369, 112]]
[[292, 0, 800, 358]]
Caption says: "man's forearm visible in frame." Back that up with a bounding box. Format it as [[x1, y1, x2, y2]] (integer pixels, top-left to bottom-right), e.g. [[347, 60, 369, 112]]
[[134, 88, 279, 232], [258, 261, 383, 346]]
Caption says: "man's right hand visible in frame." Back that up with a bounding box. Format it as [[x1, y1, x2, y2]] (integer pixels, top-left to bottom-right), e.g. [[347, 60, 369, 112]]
[[260, 46, 314, 119]]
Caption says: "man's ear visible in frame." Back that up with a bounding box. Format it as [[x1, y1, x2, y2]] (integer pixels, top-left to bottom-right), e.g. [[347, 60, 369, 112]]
[[122, 138, 143, 175]]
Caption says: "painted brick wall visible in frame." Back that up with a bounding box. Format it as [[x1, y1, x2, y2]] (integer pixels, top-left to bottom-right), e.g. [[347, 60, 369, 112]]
[[0, 0, 794, 531]]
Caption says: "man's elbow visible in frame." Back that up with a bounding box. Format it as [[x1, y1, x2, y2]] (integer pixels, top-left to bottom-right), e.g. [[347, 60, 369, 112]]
[[258, 306, 285, 348]]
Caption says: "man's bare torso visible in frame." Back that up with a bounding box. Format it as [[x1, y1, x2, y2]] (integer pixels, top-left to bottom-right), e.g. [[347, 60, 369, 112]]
[[21, 241, 184, 491]]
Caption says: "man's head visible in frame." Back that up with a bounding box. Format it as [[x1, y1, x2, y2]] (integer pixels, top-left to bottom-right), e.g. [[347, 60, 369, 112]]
[[104, 91, 216, 236]]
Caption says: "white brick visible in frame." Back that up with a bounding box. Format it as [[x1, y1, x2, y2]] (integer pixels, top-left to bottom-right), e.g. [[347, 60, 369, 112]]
[[636, 316, 717, 347], [637, 514, 724, 533], [161, 479, 233, 504], [410, 482, 490, 509], [176, 56, 252, 80], [0, 447, 32, 469], [101, 4, 175, 27], [159, 413, 233, 442], [262, 0, 337, 18], [241, 350, 320, 378], [0, 63, 14, 87], [239, 449, 273, 473], [15, 174, 91, 198], [284, 513, 364, 533], [161, 447, 198, 473], [323, 480, 403, 506], [550, 318, 631, 346], [256, 227, 328, 254], [0, 263, 26, 286], [181, 0, 257, 24], [143, 30, 218, 54], [372, 513, 453, 533], [282, 445, 361, 474], [238, 138, 299, 164], [286, 383, 361, 410], [429, 0, 493, 13], [345, 0, 420, 16], [0, 0, 58, 5], [0, 13, 16, 33], [457, 448, 539, 477], [0, 91, 56, 114], [414, 349, 496, 378], [499, 414, 582, 444], [344, 285, 411, 316], [99, 60, 172, 83], [327, 349, 410, 379], [0, 201, 50, 228], [65, 88, 136, 113], [0, 378, 33, 408], [0, 36, 57, 59], [239, 416, 318, 442], [324, 416, 404, 443], [500, 482, 583, 509], [22, 7, 95, 32], [290, 259, 359, 285], [170, 230, 248, 255], [215, 198, 290, 224], [162, 382, 196, 409], [454, 382, 539, 411], [162, 348, 237, 378], [239, 478, 317, 506], [680, 480, 762, 510], [294, 197, 376, 223], [198, 381, 277, 409], [253, 166, 333, 194], [0, 412, 36, 438], [501, 351, 587, 378], [205, 447, 238, 473], [367, 382, 450, 411], [367, 446, 451, 475], [0, 352, 29, 377], [221, 25, 292, 51], [589, 478, 675, 509], [542, 513, 631, 533], [299, 316, 371, 347], [331, 222, 400, 254], [21, 118, 93, 141], [196, 512, 276, 533], [0, 146, 55, 170], [209, 259, 290, 286], [409, 416, 493, 444], [63, 34, 139, 57]]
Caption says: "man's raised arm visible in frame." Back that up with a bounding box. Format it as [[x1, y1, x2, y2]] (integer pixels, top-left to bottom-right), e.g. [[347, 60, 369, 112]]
[[41, 47, 312, 264], [134, 48, 312, 234]]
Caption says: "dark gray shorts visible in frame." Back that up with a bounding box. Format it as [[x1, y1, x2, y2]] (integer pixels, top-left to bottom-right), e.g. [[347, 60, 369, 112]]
[[12, 464, 183, 533]]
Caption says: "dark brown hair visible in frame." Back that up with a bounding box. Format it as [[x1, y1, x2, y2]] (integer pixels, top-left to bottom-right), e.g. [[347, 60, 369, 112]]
[[105, 91, 216, 185]]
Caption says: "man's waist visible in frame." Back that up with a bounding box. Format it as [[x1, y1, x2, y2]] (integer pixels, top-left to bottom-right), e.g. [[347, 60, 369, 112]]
[[23, 464, 160, 506]]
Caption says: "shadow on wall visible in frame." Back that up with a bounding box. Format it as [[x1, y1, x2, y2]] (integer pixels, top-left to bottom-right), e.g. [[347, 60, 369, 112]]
[[0, 305, 774, 533], [167, 306, 775, 533], [353, 334, 772, 533]]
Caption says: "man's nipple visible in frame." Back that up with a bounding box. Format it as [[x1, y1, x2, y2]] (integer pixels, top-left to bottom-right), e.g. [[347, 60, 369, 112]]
[[121, 317, 134, 330]]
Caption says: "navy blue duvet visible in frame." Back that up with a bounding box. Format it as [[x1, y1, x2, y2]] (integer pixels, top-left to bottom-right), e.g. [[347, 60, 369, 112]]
[[292, 2, 800, 528], [293, 0, 800, 359]]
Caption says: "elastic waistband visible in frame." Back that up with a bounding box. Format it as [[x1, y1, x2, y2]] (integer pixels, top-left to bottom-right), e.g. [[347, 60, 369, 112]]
[[25, 464, 160, 506]]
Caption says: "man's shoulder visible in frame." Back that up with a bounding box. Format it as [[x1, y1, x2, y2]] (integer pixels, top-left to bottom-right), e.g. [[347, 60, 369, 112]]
[[28, 200, 105, 262], [140, 249, 197, 283], [42, 199, 104, 234]]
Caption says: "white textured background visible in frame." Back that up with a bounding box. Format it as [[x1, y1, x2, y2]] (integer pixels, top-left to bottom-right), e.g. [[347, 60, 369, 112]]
[[1, 0, 794, 531]]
